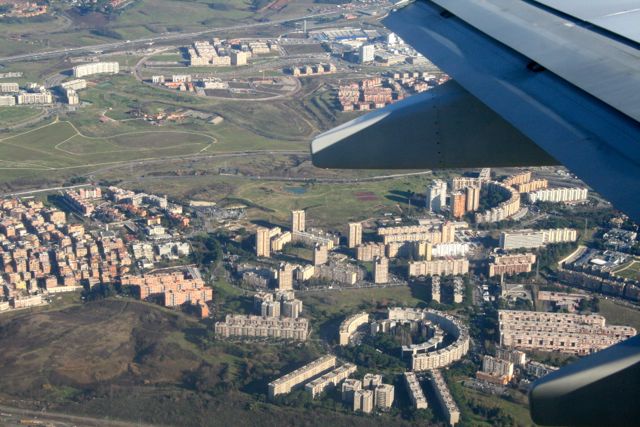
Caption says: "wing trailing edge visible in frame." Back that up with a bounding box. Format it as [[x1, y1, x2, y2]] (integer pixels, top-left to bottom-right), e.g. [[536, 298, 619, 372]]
[[311, 80, 557, 169]]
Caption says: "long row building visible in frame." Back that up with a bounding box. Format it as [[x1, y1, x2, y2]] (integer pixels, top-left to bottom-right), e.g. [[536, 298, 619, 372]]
[[499, 228, 577, 250], [527, 187, 588, 203], [215, 314, 309, 341], [430, 370, 460, 426], [499, 310, 636, 355], [268, 355, 336, 398], [120, 271, 212, 307], [73, 62, 119, 78], [408, 258, 469, 277]]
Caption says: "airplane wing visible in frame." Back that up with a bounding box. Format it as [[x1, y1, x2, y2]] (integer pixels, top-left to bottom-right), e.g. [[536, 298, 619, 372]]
[[311, 0, 640, 223]]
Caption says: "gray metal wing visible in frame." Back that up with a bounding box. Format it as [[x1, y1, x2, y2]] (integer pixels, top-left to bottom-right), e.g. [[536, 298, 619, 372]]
[[311, 0, 640, 223]]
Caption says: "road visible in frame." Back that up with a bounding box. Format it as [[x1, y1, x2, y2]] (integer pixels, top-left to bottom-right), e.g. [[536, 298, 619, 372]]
[[0, 6, 388, 64], [0, 402, 156, 427], [0, 183, 93, 198], [120, 169, 434, 185]]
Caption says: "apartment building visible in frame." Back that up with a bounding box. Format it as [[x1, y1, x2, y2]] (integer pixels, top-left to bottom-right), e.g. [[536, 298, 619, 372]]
[[404, 372, 428, 409], [373, 256, 389, 284], [475, 182, 521, 224], [261, 300, 281, 317], [432, 242, 469, 258], [374, 383, 395, 410], [356, 242, 386, 261], [451, 191, 466, 219], [11, 294, 44, 309], [516, 179, 548, 193], [215, 314, 309, 341], [430, 370, 460, 426], [348, 222, 362, 248], [314, 263, 360, 285], [339, 311, 369, 345], [255, 227, 271, 257], [230, 51, 247, 66], [17, 91, 52, 105], [291, 210, 305, 233], [305, 363, 357, 398], [313, 243, 329, 266], [73, 62, 119, 78], [353, 389, 374, 413], [268, 354, 336, 398], [495, 348, 527, 366], [431, 275, 441, 302], [295, 264, 315, 282], [503, 171, 532, 187], [270, 231, 292, 252], [408, 258, 469, 277], [277, 263, 294, 290], [526, 361, 558, 378], [451, 176, 481, 191], [292, 231, 335, 249], [488, 253, 536, 277], [537, 291, 588, 312], [476, 355, 514, 385], [527, 187, 589, 203], [363, 373, 383, 389], [426, 180, 447, 212], [61, 79, 87, 90], [499, 228, 577, 250], [282, 298, 303, 318], [465, 185, 481, 212], [499, 310, 636, 355], [164, 288, 212, 307], [0, 82, 19, 92], [0, 95, 16, 106], [378, 224, 443, 245], [341, 378, 362, 402]]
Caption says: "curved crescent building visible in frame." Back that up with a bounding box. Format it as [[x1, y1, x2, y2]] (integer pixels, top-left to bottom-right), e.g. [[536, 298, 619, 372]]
[[341, 307, 469, 370], [339, 312, 370, 345]]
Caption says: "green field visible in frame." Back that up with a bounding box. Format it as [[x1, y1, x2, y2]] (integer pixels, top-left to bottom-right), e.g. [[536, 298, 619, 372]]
[[0, 0, 320, 56], [0, 119, 215, 170], [599, 299, 640, 331], [0, 107, 44, 128]]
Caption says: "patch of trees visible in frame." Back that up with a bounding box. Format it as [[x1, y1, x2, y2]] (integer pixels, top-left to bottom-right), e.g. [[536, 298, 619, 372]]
[[466, 398, 519, 427], [537, 241, 578, 270], [478, 185, 510, 212], [337, 340, 405, 371], [90, 28, 123, 40], [82, 283, 116, 300]]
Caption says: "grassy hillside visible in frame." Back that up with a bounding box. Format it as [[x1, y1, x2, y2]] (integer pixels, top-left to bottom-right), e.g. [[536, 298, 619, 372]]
[[0, 297, 434, 426]]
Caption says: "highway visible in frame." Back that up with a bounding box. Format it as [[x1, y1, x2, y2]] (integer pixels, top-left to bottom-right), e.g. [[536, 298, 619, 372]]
[[0, 6, 387, 64]]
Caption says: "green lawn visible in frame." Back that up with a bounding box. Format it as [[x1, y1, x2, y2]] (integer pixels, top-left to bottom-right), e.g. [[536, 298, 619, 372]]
[[599, 298, 640, 331], [236, 177, 431, 228], [0, 107, 43, 128]]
